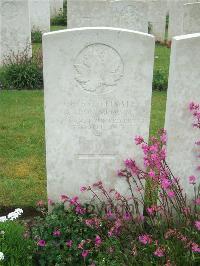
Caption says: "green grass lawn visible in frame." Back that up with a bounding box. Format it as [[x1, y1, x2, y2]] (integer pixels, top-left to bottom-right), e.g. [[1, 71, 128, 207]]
[[0, 90, 167, 207], [51, 25, 67, 31]]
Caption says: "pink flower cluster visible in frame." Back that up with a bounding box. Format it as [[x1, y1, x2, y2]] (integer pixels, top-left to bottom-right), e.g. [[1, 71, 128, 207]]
[[60, 195, 86, 215], [138, 234, 165, 257]]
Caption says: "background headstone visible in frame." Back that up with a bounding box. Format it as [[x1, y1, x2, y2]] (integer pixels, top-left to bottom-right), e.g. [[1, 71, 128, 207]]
[[50, 0, 63, 18], [0, 0, 32, 64], [183, 2, 200, 34], [168, 0, 200, 42], [165, 33, 200, 198], [43, 27, 155, 203], [147, 0, 168, 42], [67, 0, 148, 33], [30, 0, 50, 33]]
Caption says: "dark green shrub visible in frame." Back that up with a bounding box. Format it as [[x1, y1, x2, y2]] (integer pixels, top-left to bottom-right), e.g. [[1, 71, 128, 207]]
[[0, 47, 43, 90], [153, 69, 168, 91], [0, 221, 33, 265], [51, 0, 67, 26], [31, 30, 42, 44]]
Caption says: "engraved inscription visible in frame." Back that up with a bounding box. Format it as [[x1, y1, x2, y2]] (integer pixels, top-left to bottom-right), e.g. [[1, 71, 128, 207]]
[[74, 43, 124, 94], [66, 99, 145, 136]]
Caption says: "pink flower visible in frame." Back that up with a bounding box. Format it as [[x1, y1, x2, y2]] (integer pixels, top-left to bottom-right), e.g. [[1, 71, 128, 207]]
[[80, 186, 87, 192], [123, 212, 132, 221], [188, 175, 196, 184], [160, 131, 167, 144], [194, 221, 200, 231], [167, 191, 175, 198], [149, 144, 158, 153], [124, 159, 139, 174], [53, 230, 61, 237], [75, 204, 85, 215], [36, 200, 45, 207], [195, 198, 200, 205], [48, 199, 54, 206], [147, 207, 154, 216], [95, 235, 102, 247], [117, 170, 126, 177], [154, 247, 165, 257], [60, 195, 69, 203], [134, 136, 144, 145], [191, 243, 200, 253], [70, 196, 79, 205], [141, 143, 149, 154], [161, 178, 171, 190], [148, 169, 156, 178], [92, 181, 102, 187], [183, 207, 191, 216], [189, 102, 196, 111], [138, 234, 152, 245], [66, 240, 73, 247], [37, 240, 46, 247], [106, 210, 115, 219], [115, 192, 121, 200], [82, 250, 89, 258], [85, 219, 93, 227]]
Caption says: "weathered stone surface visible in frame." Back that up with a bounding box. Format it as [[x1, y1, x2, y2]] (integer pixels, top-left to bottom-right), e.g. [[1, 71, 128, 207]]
[[168, 0, 199, 41], [147, 0, 167, 42], [67, 0, 148, 33], [0, 0, 32, 63], [30, 0, 50, 33], [183, 2, 200, 35], [165, 33, 200, 198], [50, 0, 63, 18], [43, 27, 154, 203]]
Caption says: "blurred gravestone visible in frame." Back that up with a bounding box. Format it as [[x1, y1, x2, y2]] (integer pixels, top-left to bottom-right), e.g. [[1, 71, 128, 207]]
[[183, 2, 200, 34], [147, 0, 167, 42], [0, 0, 32, 64], [67, 0, 148, 33], [50, 0, 63, 18], [30, 0, 50, 33]]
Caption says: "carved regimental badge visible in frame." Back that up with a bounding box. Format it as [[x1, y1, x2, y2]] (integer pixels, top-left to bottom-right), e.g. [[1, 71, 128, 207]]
[[74, 43, 124, 94]]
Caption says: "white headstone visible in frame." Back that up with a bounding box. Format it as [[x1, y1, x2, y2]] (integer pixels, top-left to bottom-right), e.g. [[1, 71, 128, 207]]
[[50, 0, 63, 18], [67, 0, 148, 33], [43, 27, 155, 203], [30, 0, 50, 33], [147, 0, 167, 42], [0, 0, 32, 63], [183, 2, 200, 35], [165, 33, 200, 198], [168, 0, 199, 42]]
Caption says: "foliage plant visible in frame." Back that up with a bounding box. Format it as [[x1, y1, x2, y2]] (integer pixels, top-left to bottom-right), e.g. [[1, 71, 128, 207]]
[[51, 0, 67, 26], [0, 45, 43, 90], [153, 69, 168, 91], [31, 202, 104, 265], [29, 103, 200, 265], [31, 30, 42, 44]]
